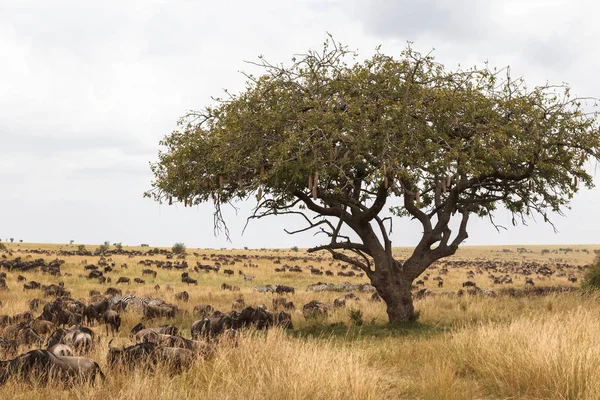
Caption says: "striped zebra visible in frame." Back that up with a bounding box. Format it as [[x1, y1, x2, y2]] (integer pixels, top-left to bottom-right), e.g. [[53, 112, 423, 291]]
[[109, 295, 165, 309]]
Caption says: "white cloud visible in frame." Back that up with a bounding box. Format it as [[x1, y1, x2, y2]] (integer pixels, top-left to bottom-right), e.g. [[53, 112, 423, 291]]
[[1, 0, 599, 248]]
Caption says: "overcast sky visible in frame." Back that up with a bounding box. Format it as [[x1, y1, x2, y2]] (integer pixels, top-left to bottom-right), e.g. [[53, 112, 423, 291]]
[[1, 0, 599, 249]]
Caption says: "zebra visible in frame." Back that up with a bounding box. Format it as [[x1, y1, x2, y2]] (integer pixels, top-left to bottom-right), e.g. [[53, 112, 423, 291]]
[[108, 296, 165, 310]]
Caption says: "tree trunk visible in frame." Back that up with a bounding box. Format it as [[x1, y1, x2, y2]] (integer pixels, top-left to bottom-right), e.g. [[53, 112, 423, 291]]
[[371, 258, 418, 324], [376, 277, 416, 324]]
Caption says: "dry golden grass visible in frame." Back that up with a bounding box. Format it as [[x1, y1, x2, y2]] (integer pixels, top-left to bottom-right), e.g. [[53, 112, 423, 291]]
[[0, 242, 599, 399]]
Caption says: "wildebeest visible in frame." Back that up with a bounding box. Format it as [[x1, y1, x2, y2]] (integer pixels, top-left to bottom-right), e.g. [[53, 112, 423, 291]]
[[181, 276, 197, 285], [272, 297, 287, 310], [193, 304, 213, 318], [232, 298, 245, 310], [333, 298, 346, 308], [83, 300, 109, 326], [53, 309, 74, 327], [174, 291, 189, 302], [47, 339, 74, 357], [276, 311, 293, 329], [30, 319, 54, 336], [134, 278, 145, 284], [462, 281, 477, 288], [525, 277, 535, 286], [103, 310, 121, 336], [106, 340, 193, 371], [105, 287, 122, 297], [134, 325, 179, 343], [107, 340, 158, 370], [50, 326, 95, 353], [116, 277, 131, 285], [143, 304, 178, 320], [0, 337, 17, 356], [28, 298, 42, 312], [0, 349, 104, 385], [16, 327, 44, 347], [303, 300, 328, 319], [191, 316, 234, 339], [142, 269, 157, 278], [275, 285, 295, 295], [23, 281, 41, 291]]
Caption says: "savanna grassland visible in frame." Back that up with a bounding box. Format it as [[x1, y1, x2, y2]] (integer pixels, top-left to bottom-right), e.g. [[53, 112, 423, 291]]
[[1, 242, 599, 400]]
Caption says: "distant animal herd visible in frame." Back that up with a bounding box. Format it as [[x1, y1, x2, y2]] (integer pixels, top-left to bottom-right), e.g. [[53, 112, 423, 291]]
[[0, 247, 587, 386]]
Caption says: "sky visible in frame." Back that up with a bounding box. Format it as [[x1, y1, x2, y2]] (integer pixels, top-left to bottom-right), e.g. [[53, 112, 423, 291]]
[[1, 0, 599, 249]]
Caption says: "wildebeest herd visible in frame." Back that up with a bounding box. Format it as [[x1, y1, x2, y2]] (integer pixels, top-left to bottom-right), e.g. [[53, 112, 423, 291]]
[[0, 245, 588, 388]]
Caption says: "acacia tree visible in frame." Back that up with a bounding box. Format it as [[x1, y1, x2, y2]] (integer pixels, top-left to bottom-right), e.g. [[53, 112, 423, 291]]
[[147, 39, 600, 323]]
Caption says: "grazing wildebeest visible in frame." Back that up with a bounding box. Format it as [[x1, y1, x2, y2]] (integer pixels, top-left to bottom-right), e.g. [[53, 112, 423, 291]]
[[50, 326, 95, 353], [272, 297, 286, 310], [333, 298, 346, 308], [232, 298, 245, 310], [30, 319, 54, 336], [0, 337, 17, 356], [103, 310, 121, 336], [142, 269, 157, 278], [134, 326, 179, 343], [462, 281, 477, 288], [28, 298, 41, 312], [525, 277, 535, 286], [174, 291, 189, 302], [142, 304, 178, 320], [23, 281, 41, 291], [47, 338, 74, 357], [106, 340, 159, 370], [193, 304, 213, 318], [53, 309, 74, 327], [116, 277, 131, 285], [276, 311, 293, 329], [105, 287, 122, 297], [0, 349, 104, 385], [16, 327, 44, 347], [130, 322, 146, 337], [134, 278, 145, 284], [191, 316, 234, 339], [275, 285, 295, 295], [303, 300, 328, 319]]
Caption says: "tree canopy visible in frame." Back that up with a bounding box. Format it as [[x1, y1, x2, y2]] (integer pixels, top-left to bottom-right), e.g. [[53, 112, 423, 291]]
[[147, 38, 600, 323]]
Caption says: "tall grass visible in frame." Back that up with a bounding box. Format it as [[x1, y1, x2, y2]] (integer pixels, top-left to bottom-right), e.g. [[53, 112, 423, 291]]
[[1, 243, 600, 399]]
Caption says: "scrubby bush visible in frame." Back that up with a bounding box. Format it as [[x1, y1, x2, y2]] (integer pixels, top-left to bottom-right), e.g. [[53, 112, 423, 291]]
[[582, 255, 600, 291], [291, 246, 299, 252], [172, 242, 186, 254], [0, 243, 6, 251], [78, 244, 87, 252], [348, 308, 364, 326]]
